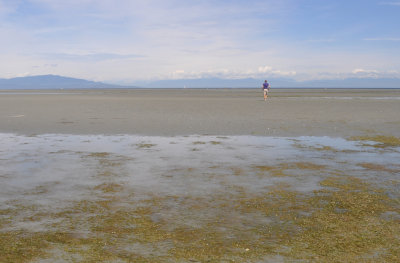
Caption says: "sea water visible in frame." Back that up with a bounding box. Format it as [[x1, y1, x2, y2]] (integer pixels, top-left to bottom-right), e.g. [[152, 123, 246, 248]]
[[1, 133, 399, 261], [1, 133, 399, 208]]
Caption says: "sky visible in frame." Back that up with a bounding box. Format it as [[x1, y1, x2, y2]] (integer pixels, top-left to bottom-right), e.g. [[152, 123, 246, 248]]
[[0, 0, 399, 84]]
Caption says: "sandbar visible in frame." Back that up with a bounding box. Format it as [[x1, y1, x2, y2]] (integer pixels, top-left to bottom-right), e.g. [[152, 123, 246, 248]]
[[1, 88, 399, 137]]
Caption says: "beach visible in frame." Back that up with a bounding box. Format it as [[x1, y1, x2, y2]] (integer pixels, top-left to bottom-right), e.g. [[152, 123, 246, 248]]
[[1, 88, 400, 262], [3, 0, 400, 261], [1, 88, 400, 137]]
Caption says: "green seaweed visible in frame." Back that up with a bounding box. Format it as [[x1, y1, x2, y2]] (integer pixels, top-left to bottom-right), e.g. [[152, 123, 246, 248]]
[[136, 143, 157, 149], [87, 152, 110, 158], [255, 162, 327, 177], [349, 135, 400, 147], [1, 172, 399, 262]]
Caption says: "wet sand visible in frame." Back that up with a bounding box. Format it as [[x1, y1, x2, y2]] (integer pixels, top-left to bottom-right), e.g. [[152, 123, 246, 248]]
[[1, 133, 400, 262], [1, 88, 400, 262], [1, 88, 400, 137]]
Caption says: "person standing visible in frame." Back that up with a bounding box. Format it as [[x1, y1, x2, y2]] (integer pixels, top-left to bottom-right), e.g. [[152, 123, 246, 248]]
[[262, 80, 270, 101]]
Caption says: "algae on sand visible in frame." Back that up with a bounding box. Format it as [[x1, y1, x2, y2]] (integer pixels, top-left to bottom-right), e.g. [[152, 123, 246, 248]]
[[1, 134, 400, 262], [1, 174, 399, 262], [349, 135, 400, 147]]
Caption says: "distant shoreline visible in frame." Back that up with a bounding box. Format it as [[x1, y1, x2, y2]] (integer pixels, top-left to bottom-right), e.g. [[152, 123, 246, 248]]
[[1, 87, 400, 91], [1, 75, 400, 90]]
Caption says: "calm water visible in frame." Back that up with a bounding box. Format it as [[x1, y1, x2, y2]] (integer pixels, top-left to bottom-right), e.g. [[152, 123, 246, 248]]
[[1, 133, 399, 262], [1, 133, 399, 208]]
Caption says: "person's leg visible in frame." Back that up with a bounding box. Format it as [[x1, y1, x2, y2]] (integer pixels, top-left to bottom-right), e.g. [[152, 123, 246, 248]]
[[264, 90, 268, 100]]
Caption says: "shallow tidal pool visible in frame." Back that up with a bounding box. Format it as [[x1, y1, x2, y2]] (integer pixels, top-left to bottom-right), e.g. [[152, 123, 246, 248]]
[[0, 134, 399, 262]]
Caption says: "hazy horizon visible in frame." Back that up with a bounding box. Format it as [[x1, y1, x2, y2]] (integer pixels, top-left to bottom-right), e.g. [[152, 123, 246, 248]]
[[1, 74, 400, 89]]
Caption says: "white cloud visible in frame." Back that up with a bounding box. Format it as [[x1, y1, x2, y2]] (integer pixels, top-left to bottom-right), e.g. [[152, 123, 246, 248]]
[[352, 68, 379, 74], [364, 38, 400, 41], [258, 66, 273, 73], [165, 66, 296, 80], [258, 66, 296, 76], [271, 70, 297, 77], [305, 38, 335, 43], [379, 2, 400, 6], [0, 0, 18, 16], [348, 69, 400, 79], [41, 52, 144, 61], [171, 70, 185, 79]]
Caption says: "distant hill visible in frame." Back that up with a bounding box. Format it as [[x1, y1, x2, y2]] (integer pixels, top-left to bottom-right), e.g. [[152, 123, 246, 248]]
[[0, 75, 135, 89], [293, 78, 400, 89], [134, 77, 400, 88], [1, 75, 399, 89]]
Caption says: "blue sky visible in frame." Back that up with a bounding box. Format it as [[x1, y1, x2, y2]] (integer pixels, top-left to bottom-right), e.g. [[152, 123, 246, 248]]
[[0, 0, 399, 84]]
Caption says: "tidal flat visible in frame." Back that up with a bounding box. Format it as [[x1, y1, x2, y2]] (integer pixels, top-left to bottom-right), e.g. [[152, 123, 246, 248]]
[[1, 88, 400, 137], [1, 134, 399, 262]]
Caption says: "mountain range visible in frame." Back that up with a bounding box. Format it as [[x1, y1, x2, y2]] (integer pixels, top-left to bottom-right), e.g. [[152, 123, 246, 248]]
[[0, 75, 130, 89], [135, 77, 400, 88], [1, 75, 399, 89]]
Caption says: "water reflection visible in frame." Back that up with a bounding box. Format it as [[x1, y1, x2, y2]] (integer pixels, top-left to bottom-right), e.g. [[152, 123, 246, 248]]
[[1, 133, 399, 206], [1, 133, 399, 261]]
